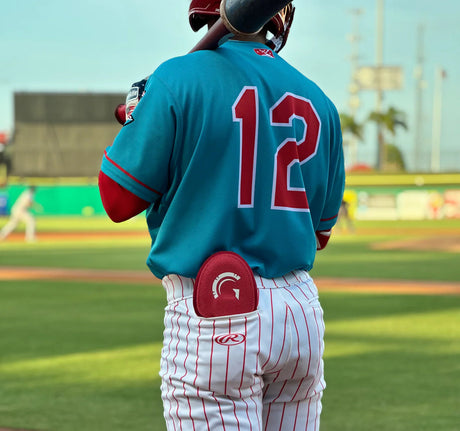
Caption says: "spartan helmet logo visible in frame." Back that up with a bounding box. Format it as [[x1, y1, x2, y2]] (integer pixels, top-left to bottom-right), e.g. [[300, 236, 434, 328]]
[[212, 272, 241, 299]]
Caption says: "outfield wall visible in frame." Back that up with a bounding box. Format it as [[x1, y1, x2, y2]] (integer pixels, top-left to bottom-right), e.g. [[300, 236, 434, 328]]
[[345, 173, 460, 220], [1, 173, 460, 219], [0, 183, 104, 216]]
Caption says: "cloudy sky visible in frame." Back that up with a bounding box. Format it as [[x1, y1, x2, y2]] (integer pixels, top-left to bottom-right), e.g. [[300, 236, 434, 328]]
[[1, 0, 458, 171]]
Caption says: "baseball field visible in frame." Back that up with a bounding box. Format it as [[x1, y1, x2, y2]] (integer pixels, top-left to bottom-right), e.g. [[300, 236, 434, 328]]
[[0, 216, 459, 431]]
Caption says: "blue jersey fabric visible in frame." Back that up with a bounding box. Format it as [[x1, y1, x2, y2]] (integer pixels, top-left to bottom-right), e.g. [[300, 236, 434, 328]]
[[101, 40, 345, 279]]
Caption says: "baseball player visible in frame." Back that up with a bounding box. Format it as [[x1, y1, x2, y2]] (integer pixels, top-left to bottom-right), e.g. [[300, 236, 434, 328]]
[[0, 186, 37, 242], [99, 1, 345, 430]]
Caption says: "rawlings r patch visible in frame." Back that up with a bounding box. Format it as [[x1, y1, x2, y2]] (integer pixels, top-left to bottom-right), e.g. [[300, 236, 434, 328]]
[[254, 48, 274, 58], [193, 251, 258, 318]]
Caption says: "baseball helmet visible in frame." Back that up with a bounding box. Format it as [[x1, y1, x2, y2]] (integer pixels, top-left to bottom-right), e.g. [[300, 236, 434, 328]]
[[189, 0, 293, 38]]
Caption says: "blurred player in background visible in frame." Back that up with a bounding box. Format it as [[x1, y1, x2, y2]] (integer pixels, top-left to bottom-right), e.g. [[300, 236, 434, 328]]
[[338, 198, 355, 233], [0, 186, 37, 242], [99, 1, 345, 429]]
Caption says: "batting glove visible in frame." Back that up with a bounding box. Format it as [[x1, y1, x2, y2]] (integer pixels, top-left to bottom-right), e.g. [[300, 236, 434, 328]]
[[114, 77, 149, 125]]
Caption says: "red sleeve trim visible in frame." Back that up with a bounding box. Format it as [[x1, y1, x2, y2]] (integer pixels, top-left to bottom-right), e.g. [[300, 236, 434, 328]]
[[315, 229, 332, 251], [98, 171, 151, 223], [320, 213, 338, 222], [104, 150, 162, 196]]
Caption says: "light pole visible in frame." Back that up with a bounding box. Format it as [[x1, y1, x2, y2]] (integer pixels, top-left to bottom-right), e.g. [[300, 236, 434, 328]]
[[375, 0, 385, 170], [413, 25, 425, 172], [347, 8, 364, 167], [431, 67, 445, 172]]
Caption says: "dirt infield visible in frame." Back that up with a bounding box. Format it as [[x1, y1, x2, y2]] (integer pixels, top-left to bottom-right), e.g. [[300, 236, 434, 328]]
[[371, 234, 460, 252], [1, 231, 149, 242], [1, 266, 459, 296], [2, 228, 459, 295]]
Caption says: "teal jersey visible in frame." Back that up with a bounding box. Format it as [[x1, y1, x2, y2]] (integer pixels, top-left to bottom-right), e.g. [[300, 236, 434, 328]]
[[101, 40, 345, 279]]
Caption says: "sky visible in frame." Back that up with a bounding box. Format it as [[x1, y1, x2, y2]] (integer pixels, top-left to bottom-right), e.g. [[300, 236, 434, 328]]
[[0, 0, 458, 171]]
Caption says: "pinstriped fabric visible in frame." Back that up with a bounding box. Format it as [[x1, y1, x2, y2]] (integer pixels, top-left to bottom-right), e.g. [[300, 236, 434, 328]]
[[160, 270, 325, 431]]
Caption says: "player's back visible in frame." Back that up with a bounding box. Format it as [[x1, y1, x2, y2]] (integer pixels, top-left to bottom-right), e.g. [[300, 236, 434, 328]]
[[107, 40, 345, 279]]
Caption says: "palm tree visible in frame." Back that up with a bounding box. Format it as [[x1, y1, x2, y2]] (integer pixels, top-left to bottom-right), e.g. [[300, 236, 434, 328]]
[[339, 113, 364, 167], [367, 106, 408, 171], [339, 113, 364, 141]]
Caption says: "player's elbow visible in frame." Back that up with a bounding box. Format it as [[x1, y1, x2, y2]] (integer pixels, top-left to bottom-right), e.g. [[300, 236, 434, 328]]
[[106, 208, 131, 223], [98, 171, 150, 223], [315, 229, 332, 251]]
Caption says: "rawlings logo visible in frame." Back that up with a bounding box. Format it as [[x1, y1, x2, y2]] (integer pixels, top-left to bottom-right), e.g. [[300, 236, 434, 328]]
[[215, 333, 246, 346], [254, 48, 274, 58]]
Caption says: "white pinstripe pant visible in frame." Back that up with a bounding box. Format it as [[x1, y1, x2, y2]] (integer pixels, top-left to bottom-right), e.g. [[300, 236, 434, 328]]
[[160, 270, 326, 431]]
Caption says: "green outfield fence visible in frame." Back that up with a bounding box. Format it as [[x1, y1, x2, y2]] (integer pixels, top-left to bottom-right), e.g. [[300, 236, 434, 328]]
[[1, 173, 460, 217], [0, 178, 104, 216]]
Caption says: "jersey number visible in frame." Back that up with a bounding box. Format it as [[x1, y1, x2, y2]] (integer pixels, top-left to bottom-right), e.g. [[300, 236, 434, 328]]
[[232, 86, 321, 212]]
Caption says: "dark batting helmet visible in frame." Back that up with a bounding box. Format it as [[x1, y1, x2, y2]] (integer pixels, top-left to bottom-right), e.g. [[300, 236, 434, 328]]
[[189, 0, 294, 42]]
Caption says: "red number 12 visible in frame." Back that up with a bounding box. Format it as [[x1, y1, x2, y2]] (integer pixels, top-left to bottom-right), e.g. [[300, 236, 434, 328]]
[[232, 86, 321, 212]]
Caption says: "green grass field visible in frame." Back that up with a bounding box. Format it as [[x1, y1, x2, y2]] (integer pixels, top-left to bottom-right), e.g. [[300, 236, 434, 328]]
[[1, 217, 459, 431]]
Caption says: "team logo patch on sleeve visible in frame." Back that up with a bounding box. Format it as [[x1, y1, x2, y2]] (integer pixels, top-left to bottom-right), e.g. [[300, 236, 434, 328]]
[[254, 48, 274, 58]]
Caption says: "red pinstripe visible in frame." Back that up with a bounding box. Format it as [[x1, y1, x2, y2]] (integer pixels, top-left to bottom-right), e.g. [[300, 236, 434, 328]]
[[270, 380, 288, 404], [181, 299, 195, 431], [193, 320, 201, 387], [199, 390, 211, 431], [287, 305, 301, 379], [305, 397, 312, 430], [239, 317, 248, 391], [224, 319, 232, 395], [232, 399, 242, 431], [166, 300, 179, 430], [208, 320, 216, 390], [284, 288, 313, 401], [264, 404, 273, 431], [252, 312, 262, 427], [303, 307, 322, 399], [243, 397, 252, 431], [314, 394, 319, 430], [250, 391, 260, 428], [305, 281, 316, 297], [279, 403, 287, 429], [291, 271, 300, 282], [239, 317, 251, 430], [172, 310, 182, 430], [264, 305, 289, 376], [193, 319, 212, 431], [212, 391, 226, 431], [226, 318, 241, 430], [293, 400, 301, 429], [261, 290, 274, 369]]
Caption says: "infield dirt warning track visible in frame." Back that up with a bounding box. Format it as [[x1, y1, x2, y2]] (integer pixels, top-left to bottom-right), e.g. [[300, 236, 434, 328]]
[[1, 266, 459, 296], [1, 229, 460, 296]]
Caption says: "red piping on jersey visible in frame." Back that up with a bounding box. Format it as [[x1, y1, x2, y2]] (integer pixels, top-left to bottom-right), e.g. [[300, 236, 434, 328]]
[[320, 213, 338, 222], [104, 150, 162, 195]]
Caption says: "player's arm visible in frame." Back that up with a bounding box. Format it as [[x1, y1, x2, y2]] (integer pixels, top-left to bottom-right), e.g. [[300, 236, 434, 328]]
[[315, 103, 346, 250], [98, 171, 151, 223], [315, 229, 331, 251]]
